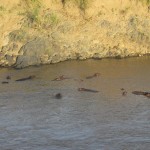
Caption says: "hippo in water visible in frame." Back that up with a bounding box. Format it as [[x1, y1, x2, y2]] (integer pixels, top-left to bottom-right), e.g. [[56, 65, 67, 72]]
[[16, 75, 35, 81], [132, 91, 150, 98], [52, 75, 70, 81], [78, 88, 99, 93], [86, 73, 100, 79], [6, 76, 11, 80], [121, 88, 127, 96], [1, 81, 9, 84], [55, 93, 62, 99]]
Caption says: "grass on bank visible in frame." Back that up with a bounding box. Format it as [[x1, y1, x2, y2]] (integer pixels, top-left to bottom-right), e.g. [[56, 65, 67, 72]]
[[20, 0, 150, 29], [23, 0, 42, 25], [138, 0, 150, 5], [0, 5, 6, 11], [21, 0, 59, 29], [62, 0, 92, 12], [0, 5, 7, 16], [62, 0, 150, 7]]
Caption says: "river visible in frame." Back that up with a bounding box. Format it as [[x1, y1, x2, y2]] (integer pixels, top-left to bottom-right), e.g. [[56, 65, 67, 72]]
[[0, 57, 150, 150]]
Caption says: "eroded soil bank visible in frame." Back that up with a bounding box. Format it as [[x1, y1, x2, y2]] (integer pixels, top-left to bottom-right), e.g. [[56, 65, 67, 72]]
[[0, 0, 150, 68]]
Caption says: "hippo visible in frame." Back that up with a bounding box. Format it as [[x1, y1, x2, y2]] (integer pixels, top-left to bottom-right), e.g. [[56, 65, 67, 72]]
[[16, 75, 35, 81], [78, 88, 99, 93], [86, 73, 100, 79]]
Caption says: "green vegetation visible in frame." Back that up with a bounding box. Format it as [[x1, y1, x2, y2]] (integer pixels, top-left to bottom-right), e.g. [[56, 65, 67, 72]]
[[9, 30, 28, 42], [18, 0, 150, 29], [139, 0, 150, 5], [61, 0, 150, 9], [0, 5, 7, 17], [62, 0, 92, 12], [26, 7, 41, 24], [131, 0, 150, 5], [23, 0, 42, 25], [0, 6, 6, 11], [21, 0, 59, 29], [43, 13, 59, 26], [75, 0, 91, 12]]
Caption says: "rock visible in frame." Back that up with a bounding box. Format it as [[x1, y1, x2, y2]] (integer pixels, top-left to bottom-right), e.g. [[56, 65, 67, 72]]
[[5, 54, 15, 66], [22, 37, 52, 56], [15, 55, 41, 68], [15, 37, 53, 68]]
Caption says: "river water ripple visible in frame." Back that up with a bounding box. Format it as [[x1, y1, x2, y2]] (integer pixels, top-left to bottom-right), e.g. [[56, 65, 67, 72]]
[[0, 57, 150, 150]]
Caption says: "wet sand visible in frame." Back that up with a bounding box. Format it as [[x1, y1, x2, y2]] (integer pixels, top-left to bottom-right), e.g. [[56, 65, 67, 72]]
[[0, 56, 150, 150]]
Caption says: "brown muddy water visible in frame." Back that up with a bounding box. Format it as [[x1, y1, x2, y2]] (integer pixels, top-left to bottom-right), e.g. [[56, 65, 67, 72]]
[[0, 57, 150, 150]]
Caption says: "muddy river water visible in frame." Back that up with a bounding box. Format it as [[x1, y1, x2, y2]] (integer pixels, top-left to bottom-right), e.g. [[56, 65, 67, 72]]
[[0, 57, 150, 150]]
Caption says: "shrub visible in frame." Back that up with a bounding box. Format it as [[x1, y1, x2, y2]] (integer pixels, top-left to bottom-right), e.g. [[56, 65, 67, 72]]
[[42, 12, 59, 28], [140, 0, 150, 5], [23, 0, 42, 25], [0, 6, 6, 11], [132, 0, 150, 5], [75, 0, 90, 12], [62, 0, 92, 12]]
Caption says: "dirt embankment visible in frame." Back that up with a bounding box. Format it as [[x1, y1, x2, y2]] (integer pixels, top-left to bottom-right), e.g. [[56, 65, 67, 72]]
[[0, 0, 150, 68]]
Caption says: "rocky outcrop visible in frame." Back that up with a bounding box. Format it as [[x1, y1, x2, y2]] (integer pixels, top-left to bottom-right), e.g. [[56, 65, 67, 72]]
[[15, 37, 53, 68]]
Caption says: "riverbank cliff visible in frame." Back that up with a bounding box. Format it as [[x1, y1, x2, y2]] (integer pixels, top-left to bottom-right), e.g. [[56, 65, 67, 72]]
[[0, 0, 150, 68]]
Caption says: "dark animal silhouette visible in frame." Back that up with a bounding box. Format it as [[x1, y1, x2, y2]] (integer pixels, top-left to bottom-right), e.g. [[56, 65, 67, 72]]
[[86, 73, 100, 79], [2, 81, 9, 84], [122, 91, 127, 96], [74, 79, 84, 82], [132, 91, 147, 95], [78, 88, 99, 93], [121, 88, 127, 96], [132, 91, 150, 98], [55, 93, 62, 99], [16, 75, 35, 81], [144, 93, 150, 98], [6, 76, 11, 80], [52, 75, 70, 81]]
